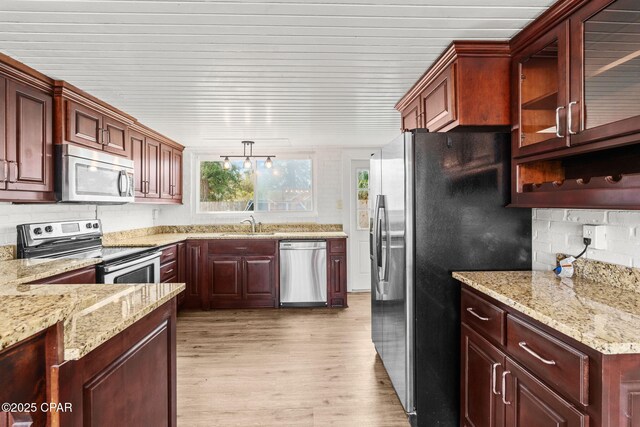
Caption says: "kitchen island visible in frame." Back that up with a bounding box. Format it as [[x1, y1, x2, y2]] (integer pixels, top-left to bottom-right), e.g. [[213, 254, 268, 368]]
[[0, 259, 184, 427]]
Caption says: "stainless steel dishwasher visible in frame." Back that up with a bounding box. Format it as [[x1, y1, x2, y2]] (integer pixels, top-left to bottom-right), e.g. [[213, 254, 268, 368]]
[[279, 240, 327, 307]]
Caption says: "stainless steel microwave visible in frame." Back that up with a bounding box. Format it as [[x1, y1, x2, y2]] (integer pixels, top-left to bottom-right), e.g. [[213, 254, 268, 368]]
[[56, 144, 135, 204]]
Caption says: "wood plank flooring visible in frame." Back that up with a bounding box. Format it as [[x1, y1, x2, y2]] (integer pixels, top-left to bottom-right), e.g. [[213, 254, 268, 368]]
[[176, 293, 409, 426]]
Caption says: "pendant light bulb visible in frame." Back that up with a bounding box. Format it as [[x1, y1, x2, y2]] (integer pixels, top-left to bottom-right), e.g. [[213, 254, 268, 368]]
[[223, 157, 231, 170], [244, 157, 252, 169], [265, 157, 273, 169]]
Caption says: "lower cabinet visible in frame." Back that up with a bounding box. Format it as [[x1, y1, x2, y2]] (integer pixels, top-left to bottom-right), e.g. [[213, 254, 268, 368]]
[[505, 358, 588, 427], [55, 300, 177, 427], [29, 266, 96, 284], [160, 242, 186, 306], [181, 238, 347, 310], [461, 324, 506, 427], [459, 283, 640, 427], [207, 241, 278, 308], [327, 239, 348, 308], [183, 240, 206, 309]]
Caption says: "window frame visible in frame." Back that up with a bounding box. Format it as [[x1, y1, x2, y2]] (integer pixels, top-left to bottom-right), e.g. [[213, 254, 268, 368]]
[[193, 151, 318, 218]]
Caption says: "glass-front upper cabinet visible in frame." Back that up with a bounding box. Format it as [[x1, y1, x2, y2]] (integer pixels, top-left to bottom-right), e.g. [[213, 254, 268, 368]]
[[513, 22, 570, 158], [570, 0, 640, 145]]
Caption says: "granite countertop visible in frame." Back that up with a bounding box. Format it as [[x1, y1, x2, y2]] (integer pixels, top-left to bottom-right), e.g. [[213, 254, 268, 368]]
[[453, 271, 640, 355], [0, 282, 184, 359], [0, 258, 102, 286], [103, 231, 349, 248]]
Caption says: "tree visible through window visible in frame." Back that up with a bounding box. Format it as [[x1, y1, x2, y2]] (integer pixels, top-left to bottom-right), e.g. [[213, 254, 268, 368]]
[[199, 159, 313, 213]]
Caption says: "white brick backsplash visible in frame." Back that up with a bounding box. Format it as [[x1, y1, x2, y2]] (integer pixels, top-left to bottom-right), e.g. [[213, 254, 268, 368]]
[[566, 209, 606, 224], [533, 208, 640, 270]]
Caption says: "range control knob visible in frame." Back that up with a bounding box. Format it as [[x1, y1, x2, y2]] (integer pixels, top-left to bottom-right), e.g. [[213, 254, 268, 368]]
[[86, 223, 92, 229], [92, 223, 99, 229], [33, 227, 43, 235], [44, 226, 53, 233]]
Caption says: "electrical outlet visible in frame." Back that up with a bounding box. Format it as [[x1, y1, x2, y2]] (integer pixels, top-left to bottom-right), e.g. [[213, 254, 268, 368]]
[[583, 225, 606, 250]]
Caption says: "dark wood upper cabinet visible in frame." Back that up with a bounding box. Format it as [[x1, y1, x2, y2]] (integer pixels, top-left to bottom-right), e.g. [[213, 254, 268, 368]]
[[54, 81, 134, 158], [129, 123, 183, 204], [509, 0, 640, 209], [396, 41, 511, 132], [0, 76, 5, 192], [145, 137, 161, 199], [3, 78, 54, 199], [130, 130, 146, 198], [160, 143, 173, 199], [171, 148, 183, 200], [102, 115, 130, 157], [568, 0, 640, 147], [512, 22, 570, 158]]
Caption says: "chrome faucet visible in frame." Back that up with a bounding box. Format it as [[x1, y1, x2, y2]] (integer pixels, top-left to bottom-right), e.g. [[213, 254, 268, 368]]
[[241, 215, 257, 233]]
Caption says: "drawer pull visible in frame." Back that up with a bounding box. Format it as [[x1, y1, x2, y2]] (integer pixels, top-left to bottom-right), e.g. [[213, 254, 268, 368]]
[[466, 307, 490, 321], [164, 268, 174, 274], [501, 371, 511, 405], [491, 363, 501, 396], [235, 247, 248, 250], [519, 341, 556, 365]]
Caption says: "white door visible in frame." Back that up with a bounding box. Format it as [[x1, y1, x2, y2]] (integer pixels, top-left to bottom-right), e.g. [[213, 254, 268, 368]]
[[349, 160, 371, 291]]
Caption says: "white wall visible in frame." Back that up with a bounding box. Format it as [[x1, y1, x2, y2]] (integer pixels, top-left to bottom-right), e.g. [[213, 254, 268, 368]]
[[157, 148, 349, 226], [0, 203, 157, 246], [532, 208, 640, 270]]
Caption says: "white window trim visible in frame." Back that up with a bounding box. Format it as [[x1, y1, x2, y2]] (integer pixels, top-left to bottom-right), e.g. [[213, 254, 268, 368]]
[[192, 151, 319, 219]]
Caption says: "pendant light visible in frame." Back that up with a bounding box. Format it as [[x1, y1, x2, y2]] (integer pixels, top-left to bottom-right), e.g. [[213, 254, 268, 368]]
[[220, 141, 275, 171]]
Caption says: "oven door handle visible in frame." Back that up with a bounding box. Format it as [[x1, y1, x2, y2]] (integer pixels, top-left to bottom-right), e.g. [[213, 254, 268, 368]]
[[102, 252, 161, 273]]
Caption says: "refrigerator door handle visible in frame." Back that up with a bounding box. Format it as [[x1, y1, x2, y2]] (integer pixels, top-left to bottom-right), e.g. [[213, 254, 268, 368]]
[[379, 195, 390, 283], [372, 195, 382, 294]]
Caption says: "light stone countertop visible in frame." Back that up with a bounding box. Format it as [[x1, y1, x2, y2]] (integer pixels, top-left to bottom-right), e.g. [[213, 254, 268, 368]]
[[0, 258, 102, 286], [453, 270, 640, 355], [103, 231, 349, 248], [0, 282, 184, 359]]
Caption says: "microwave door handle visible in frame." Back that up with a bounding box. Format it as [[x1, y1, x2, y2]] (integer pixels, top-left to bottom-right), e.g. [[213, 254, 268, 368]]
[[117, 170, 129, 196]]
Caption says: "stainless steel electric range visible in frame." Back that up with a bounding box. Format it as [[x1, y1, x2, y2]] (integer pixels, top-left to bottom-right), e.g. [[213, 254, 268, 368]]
[[17, 220, 160, 284]]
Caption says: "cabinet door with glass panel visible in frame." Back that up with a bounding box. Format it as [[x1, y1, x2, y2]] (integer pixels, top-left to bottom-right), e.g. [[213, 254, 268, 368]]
[[513, 22, 570, 158], [569, 0, 640, 146]]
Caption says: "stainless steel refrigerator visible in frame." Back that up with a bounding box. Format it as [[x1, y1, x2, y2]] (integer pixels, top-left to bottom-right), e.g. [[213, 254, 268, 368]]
[[370, 130, 531, 426]]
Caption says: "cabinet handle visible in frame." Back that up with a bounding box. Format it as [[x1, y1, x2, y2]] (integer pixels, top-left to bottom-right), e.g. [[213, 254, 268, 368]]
[[235, 247, 248, 250], [164, 268, 174, 275], [491, 363, 501, 396], [0, 160, 8, 182], [518, 341, 556, 365], [466, 307, 490, 321], [501, 371, 511, 405], [567, 101, 577, 135], [101, 128, 110, 146], [8, 161, 18, 183], [555, 106, 565, 138]]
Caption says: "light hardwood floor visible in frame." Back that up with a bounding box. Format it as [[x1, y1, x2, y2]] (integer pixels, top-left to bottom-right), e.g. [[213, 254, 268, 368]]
[[176, 293, 409, 426]]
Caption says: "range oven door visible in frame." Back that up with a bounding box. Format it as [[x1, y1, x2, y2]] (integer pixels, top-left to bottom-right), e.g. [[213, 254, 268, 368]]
[[99, 252, 161, 284], [58, 144, 135, 204]]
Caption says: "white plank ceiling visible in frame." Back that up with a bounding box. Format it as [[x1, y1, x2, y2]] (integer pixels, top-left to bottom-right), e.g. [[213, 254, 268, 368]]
[[0, 0, 556, 148]]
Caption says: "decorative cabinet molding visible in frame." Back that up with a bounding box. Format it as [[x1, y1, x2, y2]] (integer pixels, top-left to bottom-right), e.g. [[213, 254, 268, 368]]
[[396, 41, 511, 132]]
